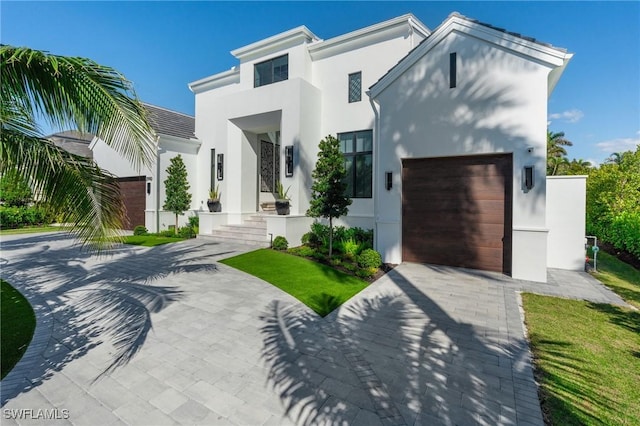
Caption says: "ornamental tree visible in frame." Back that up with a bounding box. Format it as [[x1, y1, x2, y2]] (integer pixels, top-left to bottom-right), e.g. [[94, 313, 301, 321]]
[[163, 155, 192, 234], [306, 135, 352, 257]]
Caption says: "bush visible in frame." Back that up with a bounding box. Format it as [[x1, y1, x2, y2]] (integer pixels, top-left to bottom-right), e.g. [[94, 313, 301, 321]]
[[272, 236, 288, 250], [356, 267, 377, 279], [178, 226, 194, 239], [159, 230, 175, 237], [0, 171, 32, 207], [0, 206, 48, 229], [357, 249, 382, 269], [133, 225, 148, 236], [608, 212, 640, 258], [288, 246, 316, 257], [341, 237, 360, 258]]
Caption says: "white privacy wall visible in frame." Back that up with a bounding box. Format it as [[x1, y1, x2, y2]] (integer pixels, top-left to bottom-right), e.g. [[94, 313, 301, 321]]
[[371, 24, 570, 283], [546, 176, 587, 270]]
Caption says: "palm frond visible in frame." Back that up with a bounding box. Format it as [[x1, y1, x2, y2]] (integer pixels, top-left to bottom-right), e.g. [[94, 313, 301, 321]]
[[1, 45, 155, 170], [1, 129, 126, 251]]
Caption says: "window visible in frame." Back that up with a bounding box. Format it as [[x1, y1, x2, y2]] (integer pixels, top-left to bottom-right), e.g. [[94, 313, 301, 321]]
[[339, 130, 372, 198], [348, 72, 362, 103], [449, 52, 457, 89], [254, 54, 288, 87]]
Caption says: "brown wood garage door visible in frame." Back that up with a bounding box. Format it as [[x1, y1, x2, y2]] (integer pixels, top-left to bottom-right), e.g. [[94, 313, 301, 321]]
[[402, 154, 512, 274], [117, 176, 146, 230]]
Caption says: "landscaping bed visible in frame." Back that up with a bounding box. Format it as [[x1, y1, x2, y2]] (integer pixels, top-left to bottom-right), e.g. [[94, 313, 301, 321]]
[[1, 280, 36, 379]]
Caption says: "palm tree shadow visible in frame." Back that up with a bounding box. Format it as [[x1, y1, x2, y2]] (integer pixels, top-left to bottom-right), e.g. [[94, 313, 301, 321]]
[[0, 236, 222, 405]]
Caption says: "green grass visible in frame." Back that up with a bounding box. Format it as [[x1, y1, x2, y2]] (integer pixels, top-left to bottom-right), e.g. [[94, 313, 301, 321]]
[[523, 293, 640, 425], [1, 280, 36, 379], [121, 235, 187, 247], [0, 225, 68, 235], [590, 250, 640, 309], [220, 249, 369, 316]]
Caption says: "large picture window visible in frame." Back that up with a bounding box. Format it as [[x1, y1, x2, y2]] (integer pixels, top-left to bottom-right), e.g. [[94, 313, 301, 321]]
[[339, 130, 372, 198], [254, 54, 289, 88]]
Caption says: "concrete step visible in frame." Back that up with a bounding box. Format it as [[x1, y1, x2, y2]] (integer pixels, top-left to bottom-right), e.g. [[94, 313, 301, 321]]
[[219, 224, 266, 235], [197, 233, 269, 247]]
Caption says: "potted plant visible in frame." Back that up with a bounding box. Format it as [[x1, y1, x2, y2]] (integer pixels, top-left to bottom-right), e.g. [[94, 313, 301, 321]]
[[207, 185, 221, 212], [275, 181, 291, 215]]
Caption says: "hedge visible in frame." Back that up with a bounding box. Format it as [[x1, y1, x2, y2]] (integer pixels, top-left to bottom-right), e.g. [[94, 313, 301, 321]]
[[0, 206, 50, 229]]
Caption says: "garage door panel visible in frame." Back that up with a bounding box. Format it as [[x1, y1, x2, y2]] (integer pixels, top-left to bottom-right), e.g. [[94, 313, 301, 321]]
[[402, 154, 512, 274]]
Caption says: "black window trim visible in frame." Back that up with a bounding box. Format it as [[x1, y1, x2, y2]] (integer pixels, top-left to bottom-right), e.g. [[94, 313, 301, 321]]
[[348, 71, 362, 103], [254, 54, 289, 88], [338, 129, 373, 199]]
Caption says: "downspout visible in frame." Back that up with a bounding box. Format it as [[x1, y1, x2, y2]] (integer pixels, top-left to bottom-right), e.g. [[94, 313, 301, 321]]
[[367, 92, 381, 253], [155, 136, 161, 233]]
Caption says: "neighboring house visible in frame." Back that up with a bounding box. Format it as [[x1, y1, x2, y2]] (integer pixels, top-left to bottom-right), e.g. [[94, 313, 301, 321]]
[[90, 103, 199, 231], [49, 130, 94, 159], [94, 12, 585, 283]]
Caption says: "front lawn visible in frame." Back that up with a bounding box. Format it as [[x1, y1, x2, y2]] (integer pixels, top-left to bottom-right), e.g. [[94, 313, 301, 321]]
[[523, 293, 640, 425], [220, 249, 368, 316], [1, 280, 36, 379], [590, 250, 640, 309], [121, 235, 187, 247], [0, 225, 68, 236]]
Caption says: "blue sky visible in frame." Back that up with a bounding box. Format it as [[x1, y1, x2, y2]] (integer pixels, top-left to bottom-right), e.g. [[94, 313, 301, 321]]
[[2, 1, 638, 164]]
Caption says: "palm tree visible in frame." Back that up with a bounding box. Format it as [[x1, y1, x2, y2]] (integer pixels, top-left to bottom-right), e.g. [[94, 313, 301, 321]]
[[605, 152, 622, 165], [547, 130, 573, 175], [1, 45, 155, 249]]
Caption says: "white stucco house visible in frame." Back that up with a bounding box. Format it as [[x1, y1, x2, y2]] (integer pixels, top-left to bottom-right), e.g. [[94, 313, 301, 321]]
[[95, 12, 587, 283]]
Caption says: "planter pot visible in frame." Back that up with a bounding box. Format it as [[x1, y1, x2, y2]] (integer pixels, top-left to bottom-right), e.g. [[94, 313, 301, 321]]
[[275, 200, 290, 215], [207, 200, 221, 212]]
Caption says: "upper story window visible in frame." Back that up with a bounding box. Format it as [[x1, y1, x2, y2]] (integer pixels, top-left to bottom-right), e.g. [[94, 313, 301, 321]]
[[339, 130, 372, 198], [254, 54, 289, 88], [348, 72, 362, 103]]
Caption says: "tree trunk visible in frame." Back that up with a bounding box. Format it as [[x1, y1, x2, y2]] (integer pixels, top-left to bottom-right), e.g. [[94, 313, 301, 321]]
[[329, 217, 333, 258], [175, 214, 179, 235]]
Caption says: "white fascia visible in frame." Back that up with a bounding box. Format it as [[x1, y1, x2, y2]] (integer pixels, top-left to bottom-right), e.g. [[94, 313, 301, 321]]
[[158, 134, 202, 154], [189, 67, 240, 94], [369, 14, 573, 99], [231, 26, 320, 62], [308, 13, 430, 61]]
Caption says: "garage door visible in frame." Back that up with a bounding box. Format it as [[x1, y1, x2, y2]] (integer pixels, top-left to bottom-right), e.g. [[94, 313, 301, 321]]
[[117, 177, 146, 230], [402, 154, 512, 274]]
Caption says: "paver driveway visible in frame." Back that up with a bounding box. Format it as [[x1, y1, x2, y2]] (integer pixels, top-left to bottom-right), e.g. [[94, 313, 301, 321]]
[[0, 233, 626, 425]]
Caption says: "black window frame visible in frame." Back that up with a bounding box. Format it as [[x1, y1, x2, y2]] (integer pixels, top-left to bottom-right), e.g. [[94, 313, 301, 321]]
[[254, 54, 289, 88], [338, 130, 373, 199], [348, 71, 362, 103]]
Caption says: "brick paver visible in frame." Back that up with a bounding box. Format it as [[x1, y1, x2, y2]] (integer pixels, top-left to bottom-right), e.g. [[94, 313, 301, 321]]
[[0, 233, 628, 425]]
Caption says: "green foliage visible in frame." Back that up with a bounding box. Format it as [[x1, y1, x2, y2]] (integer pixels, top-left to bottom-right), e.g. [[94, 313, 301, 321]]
[[276, 181, 290, 200], [272, 236, 288, 250], [341, 237, 361, 259], [307, 135, 352, 256], [356, 267, 377, 279], [187, 215, 199, 236], [208, 184, 220, 200], [608, 212, 640, 258], [546, 130, 573, 175], [586, 147, 640, 257], [0, 170, 32, 207], [357, 249, 382, 269], [306, 222, 373, 254], [0, 206, 49, 228], [288, 246, 316, 257], [1, 280, 36, 379], [159, 229, 175, 237], [163, 155, 192, 234], [133, 225, 148, 236]]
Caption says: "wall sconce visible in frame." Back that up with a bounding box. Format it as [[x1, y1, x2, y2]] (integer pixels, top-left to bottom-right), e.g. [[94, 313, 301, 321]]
[[385, 171, 393, 191], [146, 182, 151, 195], [523, 165, 534, 191], [217, 153, 224, 180], [285, 145, 294, 177]]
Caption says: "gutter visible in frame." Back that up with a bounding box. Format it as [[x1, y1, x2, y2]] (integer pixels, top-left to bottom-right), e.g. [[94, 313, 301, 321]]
[[368, 92, 381, 252]]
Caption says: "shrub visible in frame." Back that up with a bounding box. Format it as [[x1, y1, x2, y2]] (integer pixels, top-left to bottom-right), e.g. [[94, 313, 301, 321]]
[[0, 171, 32, 207], [188, 216, 199, 228], [311, 251, 326, 261], [356, 267, 377, 279], [0, 206, 48, 229], [289, 246, 316, 257], [133, 225, 148, 236], [357, 249, 382, 269], [342, 262, 358, 272], [272, 236, 288, 250], [608, 212, 640, 258], [159, 230, 175, 237], [341, 237, 360, 258], [178, 226, 194, 239]]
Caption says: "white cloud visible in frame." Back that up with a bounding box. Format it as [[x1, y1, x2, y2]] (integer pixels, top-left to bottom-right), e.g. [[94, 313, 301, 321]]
[[595, 134, 640, 153], [548, 109, 584, 123]]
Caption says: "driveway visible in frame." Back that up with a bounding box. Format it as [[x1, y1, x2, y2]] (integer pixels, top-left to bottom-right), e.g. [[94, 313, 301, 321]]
[[0, 233, 626, 425]]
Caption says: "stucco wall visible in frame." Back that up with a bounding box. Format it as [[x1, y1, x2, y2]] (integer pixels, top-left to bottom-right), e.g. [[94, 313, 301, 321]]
[[373, 31, 554, 282], [546, 176, 587, 270]]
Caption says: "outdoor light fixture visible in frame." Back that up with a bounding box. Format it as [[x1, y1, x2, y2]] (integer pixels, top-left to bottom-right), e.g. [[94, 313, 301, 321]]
[[385, 171, 393, 190], [146, 182, 151, 195], [285, 145, 294, 177], [217, 154, 224, 180], [523, 166, 534, 191]]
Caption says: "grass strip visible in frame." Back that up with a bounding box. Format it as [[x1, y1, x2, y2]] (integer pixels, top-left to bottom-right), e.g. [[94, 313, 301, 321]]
[[121, 235, 187, 247], [0, 226, 68, 235], [1, 280, 36, 379], [523, 293, 640, 426], [220, 249, 368, 316], [590, 250, 640, 309]]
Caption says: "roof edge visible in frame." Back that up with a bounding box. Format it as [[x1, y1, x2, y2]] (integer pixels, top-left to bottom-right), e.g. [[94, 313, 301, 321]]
[[189, 67, 240, 94], [231, 25, 320, 60]]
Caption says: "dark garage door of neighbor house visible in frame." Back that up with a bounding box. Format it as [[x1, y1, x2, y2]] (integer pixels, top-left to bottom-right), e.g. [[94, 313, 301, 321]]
[[402, 154, 512, 274], [117, 176, 146, 230]]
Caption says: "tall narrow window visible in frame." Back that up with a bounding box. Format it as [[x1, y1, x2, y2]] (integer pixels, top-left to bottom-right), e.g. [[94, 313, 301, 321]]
[[254, 54, 289, 87], [449, 52, 457, 88], [348, 72, 362, 103], [339, 130, 372, 198], [210, 149, 216, 190]]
